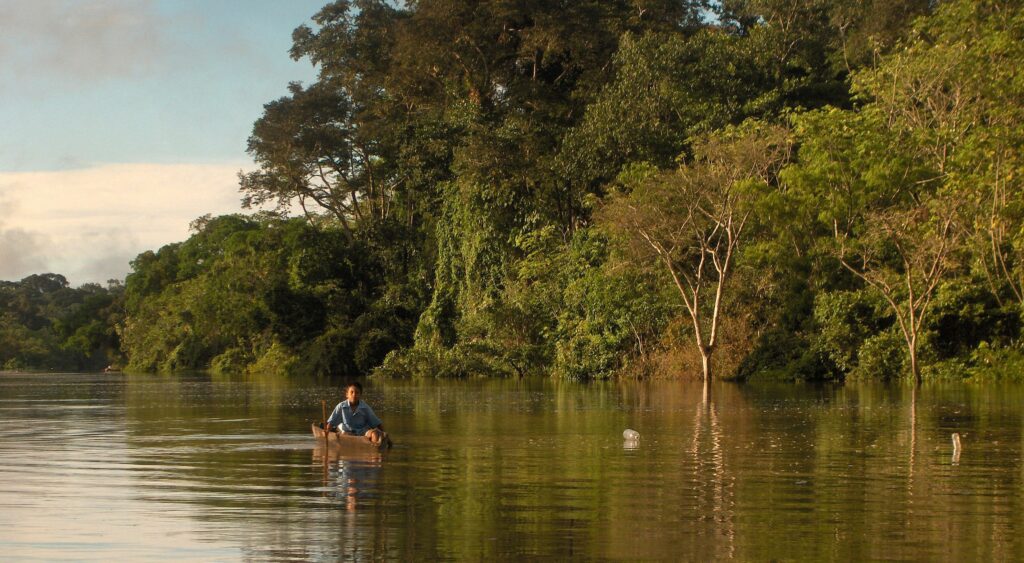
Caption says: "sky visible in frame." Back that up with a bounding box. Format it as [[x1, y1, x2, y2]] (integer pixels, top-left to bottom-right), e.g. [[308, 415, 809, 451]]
[[0, 0, 328, 285]]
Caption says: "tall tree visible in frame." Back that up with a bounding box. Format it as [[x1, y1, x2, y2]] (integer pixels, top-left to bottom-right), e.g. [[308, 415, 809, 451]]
[[242, 1, 413, 234], [240, 82, 398, 235], [600, 124, 792, 391], [785, 38, 973, 382]]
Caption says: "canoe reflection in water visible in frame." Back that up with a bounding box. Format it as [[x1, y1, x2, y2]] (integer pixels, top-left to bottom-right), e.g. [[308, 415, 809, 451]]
[[314, 445, 384, 512]]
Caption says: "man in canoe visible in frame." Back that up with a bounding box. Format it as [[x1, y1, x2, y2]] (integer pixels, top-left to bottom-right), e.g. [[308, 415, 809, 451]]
[[326, 382, 387, 446]]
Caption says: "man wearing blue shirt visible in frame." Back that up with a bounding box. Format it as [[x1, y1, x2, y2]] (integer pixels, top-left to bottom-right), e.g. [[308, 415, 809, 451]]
[[327, 382, 387, 446]]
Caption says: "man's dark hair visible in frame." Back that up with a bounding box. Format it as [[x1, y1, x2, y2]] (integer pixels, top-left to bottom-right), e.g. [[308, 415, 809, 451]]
[[345, 381, 363, 393]]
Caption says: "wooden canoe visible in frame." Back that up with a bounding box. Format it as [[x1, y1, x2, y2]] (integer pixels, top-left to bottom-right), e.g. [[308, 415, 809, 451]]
[[311, 423, 393, 451]]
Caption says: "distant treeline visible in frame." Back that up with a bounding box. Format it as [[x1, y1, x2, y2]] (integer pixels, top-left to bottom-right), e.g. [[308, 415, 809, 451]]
[[0, 274, 123, 371], [5, 0, 1023, 382]]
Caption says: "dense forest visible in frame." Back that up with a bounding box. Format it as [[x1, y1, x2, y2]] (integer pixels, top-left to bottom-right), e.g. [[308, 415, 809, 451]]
[[0, 274, 123, 371], [3, 0, 1022, 383]]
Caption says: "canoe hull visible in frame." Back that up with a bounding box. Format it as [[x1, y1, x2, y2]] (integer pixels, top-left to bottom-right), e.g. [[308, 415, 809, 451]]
[[311, 423, 392, 451]]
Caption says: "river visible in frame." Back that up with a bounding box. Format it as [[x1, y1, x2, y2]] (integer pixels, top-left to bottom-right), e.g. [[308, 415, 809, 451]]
[[0, 372, 1020, 560]]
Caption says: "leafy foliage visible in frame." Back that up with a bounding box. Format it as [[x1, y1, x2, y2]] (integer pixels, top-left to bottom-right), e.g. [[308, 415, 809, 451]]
[[120, 214, 426, 376], [0, 274, 124, 371]]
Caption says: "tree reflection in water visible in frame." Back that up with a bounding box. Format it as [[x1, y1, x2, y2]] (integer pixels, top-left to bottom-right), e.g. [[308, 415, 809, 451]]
[[692, 395, 735, 559]]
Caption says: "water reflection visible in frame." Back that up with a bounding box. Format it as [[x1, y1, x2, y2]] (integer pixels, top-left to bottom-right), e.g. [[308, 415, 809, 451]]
[[313, 446, 384, 512], [0, 373, 1022, 560], [692, 401, 735, 560]]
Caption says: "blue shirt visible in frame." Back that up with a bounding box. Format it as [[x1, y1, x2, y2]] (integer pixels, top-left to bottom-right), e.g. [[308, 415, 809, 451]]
[[327, 400, 382, 434]]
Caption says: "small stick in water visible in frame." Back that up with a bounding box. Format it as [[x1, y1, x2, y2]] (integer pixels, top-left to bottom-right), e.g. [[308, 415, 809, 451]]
[[951, 432, 962, 464]]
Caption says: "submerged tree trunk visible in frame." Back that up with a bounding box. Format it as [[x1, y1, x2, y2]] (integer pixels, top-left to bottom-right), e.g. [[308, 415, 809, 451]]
[[908, 339, 920, 386], [701, 347, 713, 403]]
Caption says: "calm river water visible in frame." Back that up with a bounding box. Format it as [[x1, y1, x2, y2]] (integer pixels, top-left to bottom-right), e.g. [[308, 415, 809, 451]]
[[0, 372, 1021, 560]]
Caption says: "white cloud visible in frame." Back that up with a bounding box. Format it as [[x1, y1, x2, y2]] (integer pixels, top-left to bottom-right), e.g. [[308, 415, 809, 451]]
[[0, 196, 50, 279], [0, 162, 253, 285], [0, 227, 51, 281]]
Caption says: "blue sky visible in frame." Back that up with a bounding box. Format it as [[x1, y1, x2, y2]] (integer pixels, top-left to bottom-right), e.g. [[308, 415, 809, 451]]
[[1, 0, 325, 171], [0, 0, 328, 283]]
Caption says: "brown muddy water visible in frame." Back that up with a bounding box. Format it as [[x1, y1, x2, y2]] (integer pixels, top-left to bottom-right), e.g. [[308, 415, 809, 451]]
[[0, 372, 1021, 560]]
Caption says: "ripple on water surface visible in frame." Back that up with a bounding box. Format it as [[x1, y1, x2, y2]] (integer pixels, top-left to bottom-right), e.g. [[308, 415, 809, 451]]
[[0, 373, 1022, 560]]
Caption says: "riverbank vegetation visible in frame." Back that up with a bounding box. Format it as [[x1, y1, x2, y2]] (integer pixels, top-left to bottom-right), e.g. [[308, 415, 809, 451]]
[[4, 0, 1022, 383]]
